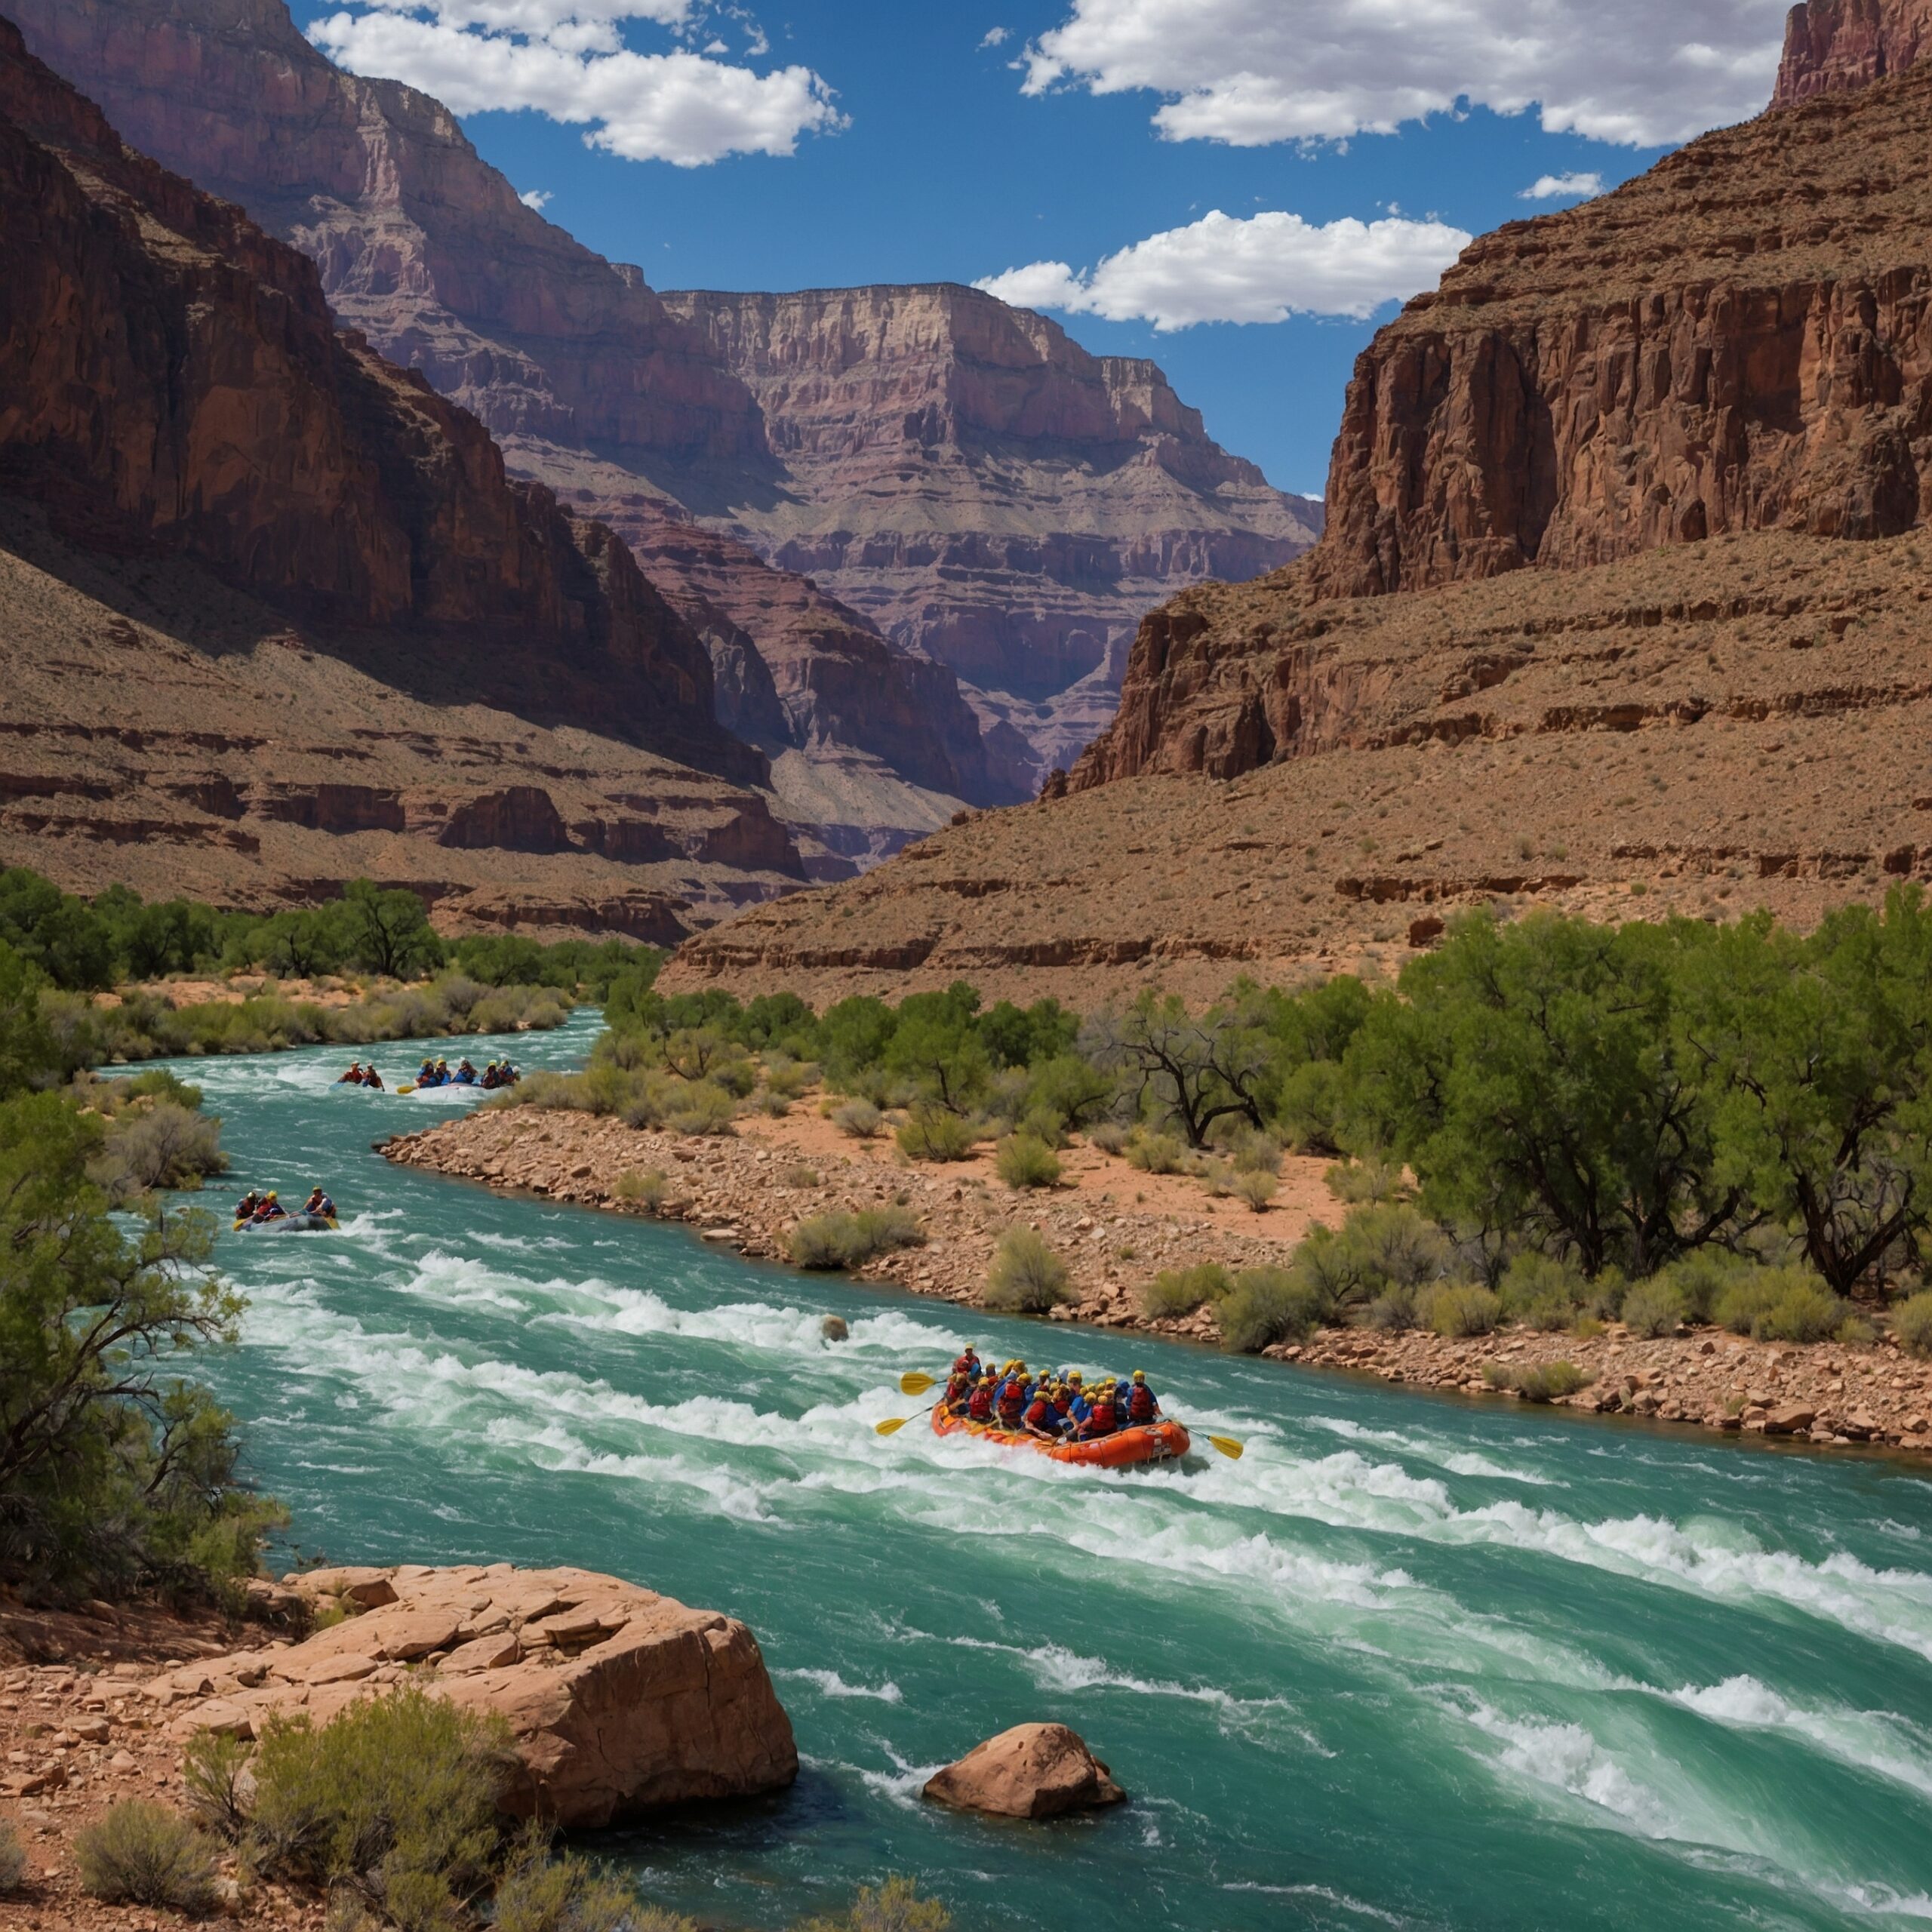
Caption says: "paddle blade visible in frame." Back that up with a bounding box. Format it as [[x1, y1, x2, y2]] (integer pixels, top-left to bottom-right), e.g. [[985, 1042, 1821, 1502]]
[[1208, 1434, 1245, 1461], [397, 1084, 416, 1095], [899, 1372, 937, 1396], [874, 1417, 911, 1438]]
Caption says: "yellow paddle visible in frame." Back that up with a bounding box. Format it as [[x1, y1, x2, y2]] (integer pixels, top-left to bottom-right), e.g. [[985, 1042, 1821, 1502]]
[[1204, 1434, 1244, 1460], [899, 1371, 937, 1396], [875, 1407, 935, 1438], [396, 1084, 417, 1096]]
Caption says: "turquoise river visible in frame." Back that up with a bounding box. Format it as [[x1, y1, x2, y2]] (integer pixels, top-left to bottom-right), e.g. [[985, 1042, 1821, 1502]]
[[147, 1014, 1932, 1930]]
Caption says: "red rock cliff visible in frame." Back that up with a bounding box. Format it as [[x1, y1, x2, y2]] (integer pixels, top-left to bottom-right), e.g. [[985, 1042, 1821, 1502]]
[[0, 13, 756, 788], [1774, 0, 1932, 103]]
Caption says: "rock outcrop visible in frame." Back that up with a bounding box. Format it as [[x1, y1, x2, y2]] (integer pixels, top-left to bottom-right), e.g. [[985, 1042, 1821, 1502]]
[[146, 1564, 798, 1828], [0, 13, 752, 789], [922, 1724, 1125, 1820], [1774, 0, 1932, 103]]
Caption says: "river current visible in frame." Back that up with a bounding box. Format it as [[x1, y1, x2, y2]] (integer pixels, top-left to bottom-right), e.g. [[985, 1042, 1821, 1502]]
[[148, 1014, 1932, 1930]]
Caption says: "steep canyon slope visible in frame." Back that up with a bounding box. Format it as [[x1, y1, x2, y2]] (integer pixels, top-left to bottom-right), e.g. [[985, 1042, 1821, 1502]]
[[6, 0, 1318, 809], [0, 17, 802, 937], [671, 17, 1932, 999]]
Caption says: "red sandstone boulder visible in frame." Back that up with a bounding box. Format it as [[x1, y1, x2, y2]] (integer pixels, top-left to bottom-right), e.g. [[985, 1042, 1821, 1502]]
[[155, 1564, 797, 1828], [922, 1723, 1125, 1820]]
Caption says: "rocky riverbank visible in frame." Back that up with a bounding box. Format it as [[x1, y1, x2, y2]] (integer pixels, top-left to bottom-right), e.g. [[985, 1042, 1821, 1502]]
[[383, 1103, 1932, 1464]]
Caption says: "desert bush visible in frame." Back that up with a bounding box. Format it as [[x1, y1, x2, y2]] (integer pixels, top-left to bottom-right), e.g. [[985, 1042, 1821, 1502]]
[[75, 1802, 219, 1913], [1218, 1266, 1327, 1354], [182, 1731, 252, 1844], [995, 1132, 1063, 1191], [1497, 1252, 1589, 1331], [983, 1226, 1072, 1313], [796, 1877, 952, 1932], [761, 1056, 816, 1100], [494, 1845, 691, 1932], [1124, 1130, 1186, 1175], [832, 1099, 882, 1140], [666, 1081, 737, 1137], [1651, 1249, 1752, 1324], [1482, 1361, 1592, 1403], [613, 1170, 670, 1215], [1894, 1291, 1932, 1357], [93, 1101, 227, 1198], [248, 1687, 510, 1924], [1325, 1156, 1404, 1205], [1231, 1169, 1278, 1213], [1713, 1266, 1846, 1343], [1420, 1284, 1503, 1338], [789, 1208, 924, 1271], [783, 1164, 820, 1189], [1230, 1131, 1284, 1176], [1137, 1263, 1232, 1318], [0, 1820, 24, 1894], [1620, 1278, 1688, 1340], [1086, 1122, 1129, 1156], [895, 1106, 977, 1164]]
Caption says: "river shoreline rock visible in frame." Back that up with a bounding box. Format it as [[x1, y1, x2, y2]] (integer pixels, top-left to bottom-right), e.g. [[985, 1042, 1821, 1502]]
[[383, 1102, 1932, 1466], [923, 1723, 1125, 1819], [146, 1564, 798, 1827]]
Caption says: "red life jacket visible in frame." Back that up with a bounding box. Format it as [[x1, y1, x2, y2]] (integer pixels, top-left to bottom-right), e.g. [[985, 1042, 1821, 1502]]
[[1084, 1399, 1117, 1435], [952, 1354, 979, 1380], [946, 1375, 971, 1408], [1127, 1384, 1157, 1424], [1024, 1398, 1055, 1432], [996, 1383, 1026, 1421], [967, 1386, 994, 1422]]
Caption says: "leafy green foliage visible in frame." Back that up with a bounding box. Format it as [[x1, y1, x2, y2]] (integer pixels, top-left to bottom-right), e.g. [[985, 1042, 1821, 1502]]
[[1712, 1267, 1848, 1343], [183, 1731, 253, 1844], [832, 1099, 883, 1139], [494, 1844, 690, 1932], [1231, 1168, 1278, 1212], [1893, 1291, 1932, 1357], [74, 1802, 218, 1912], [1483, 1361, 1592, 1403], [983, 1227, 1072, 1312], [895, 1106, 978, 1164], [0, 1093, 279, 1602], [1124, 1129, 1186, 1175], [789, 1208, 925, 1271], [795, 1877, 952, 1932], [1496, 1251, 1590, 1331], [1620, 1279, 1689, 1340], [613, 1170, 670, 1214], [1217, 1266, 1328, 1353], [1420, 1284, 1503, 1337], [995, 1132, 1062, 1190], [1137, 1263, 1233, 1318]]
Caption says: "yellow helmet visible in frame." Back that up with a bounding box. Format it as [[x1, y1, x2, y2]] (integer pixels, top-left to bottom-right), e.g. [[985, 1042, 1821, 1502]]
[[266, 1191, 278, 1201], [1133, 1371, 1146, 1383]]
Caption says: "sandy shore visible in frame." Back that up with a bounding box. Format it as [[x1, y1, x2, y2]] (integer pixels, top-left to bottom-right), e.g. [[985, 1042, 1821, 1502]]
[[380, 1103, 1932, 1462]]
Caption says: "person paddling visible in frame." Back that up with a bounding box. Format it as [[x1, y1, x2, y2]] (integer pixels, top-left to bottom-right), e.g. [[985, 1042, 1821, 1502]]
[[235, 1189, 261, 1223], [965, 1375, 996, 1425], [1124, 1370, 1161, 1426], [252, 1191, 287, 1223], [337, 1062, 365, 1084], [304, 1187, 337, 1221], [362, 1066, 385, 1091], [1023, 1383, 1063, 1442]]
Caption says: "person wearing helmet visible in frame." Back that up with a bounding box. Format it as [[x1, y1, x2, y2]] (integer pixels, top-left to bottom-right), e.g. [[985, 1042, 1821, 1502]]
[[1023, 1380, 1062, 1442], [304, 1187, 337, 1222], [966, 1375, 996, 1425], [252, 1190, 286, 1223], [1125, 1369, 1160, 1426], [1064, 1372, 1091, 1430], [951, 1346, 983, 1383], [1077, 1379, 1119, 1440], [234, 1189, 261, 1223], [362, 1066, 385, 1091], [1051, 1380, 1078, 1431], [943, 1364, 975, 1416], [995, 1371, 1028, 1432], [337, 1062, 365, 1084]]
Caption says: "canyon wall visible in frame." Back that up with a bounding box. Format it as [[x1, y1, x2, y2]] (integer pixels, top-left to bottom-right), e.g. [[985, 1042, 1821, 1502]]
[[0, 15, 804, 932], [1774, 0, 1932, 103]]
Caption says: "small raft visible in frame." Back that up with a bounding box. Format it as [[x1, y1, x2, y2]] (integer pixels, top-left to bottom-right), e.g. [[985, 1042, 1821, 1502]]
[[932, 1407, 1190, 1468], [233, 1213, 339, 1234]]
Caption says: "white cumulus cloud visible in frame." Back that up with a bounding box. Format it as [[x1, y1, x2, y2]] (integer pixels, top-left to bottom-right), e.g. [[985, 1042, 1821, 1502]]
[[1521, 171, 1604, 200], [518, 186, 553, 208], [307, 2, 844, 167], [1022, 0, 1792, 149], [980, 26, 1010, 48], [975, 208, 1472, 330]]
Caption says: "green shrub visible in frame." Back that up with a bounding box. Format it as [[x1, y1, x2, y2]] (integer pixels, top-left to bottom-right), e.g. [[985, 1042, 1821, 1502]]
[[182, 1730, 252, 1844], [0, 1820, 24, 1894], [1137, 1263, 1232, 1318], [1483, 1361, 1592, 1403], [1497, 1252, 1588, 1331], [74, 1802, 218, 1913], [832, 1099, 882, 1140], [1231, 1169, 1278, 1213], [1125, 1130, 1186, 1175], [752, 1088, 792, 1117], [613, 1170, 669, 1214], [1421, 1284, 1503, 1338], [789, 1208, 924, 1271], [1713, 1266, 1845, 1343], [1087, 1122, 1129, 1155], [1620, 1279, 1688, 1340], [983, 1227, 1072, 1312], [666, 1081, 737, 1137], [761, 1056, 815, 1100], [92, 1101, 228, 1198], [248, 1688, 510, 1924], [1652, 1249, 1755, 1324], [995, 1133, 1063, 1190], [1218, 1266, 1327, 1353], [1894, 1291, 1932, 1357], [1325, 1156, 1403, 1205], [494, 1846, 691, 1932], [795, 1877, 952, 1932], [895, 1106, 978, 1164]]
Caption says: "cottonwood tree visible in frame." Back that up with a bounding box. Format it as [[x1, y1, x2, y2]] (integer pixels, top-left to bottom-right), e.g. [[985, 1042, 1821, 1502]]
[[1091, 989, 1273, 1149]]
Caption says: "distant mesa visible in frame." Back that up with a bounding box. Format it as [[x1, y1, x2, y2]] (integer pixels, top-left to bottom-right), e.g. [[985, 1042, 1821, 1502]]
[[1774, 0, 1932, 104]]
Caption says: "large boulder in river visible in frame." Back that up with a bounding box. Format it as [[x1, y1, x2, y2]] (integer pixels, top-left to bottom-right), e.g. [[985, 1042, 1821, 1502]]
[[144, 1564, 797, 1827], [922, 1722, 1125, 1819]]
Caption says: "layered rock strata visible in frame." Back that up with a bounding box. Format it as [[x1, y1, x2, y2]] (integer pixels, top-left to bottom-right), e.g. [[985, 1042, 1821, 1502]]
[[138, 1563, 798, 1827], [1774, 0, 1932, 103]]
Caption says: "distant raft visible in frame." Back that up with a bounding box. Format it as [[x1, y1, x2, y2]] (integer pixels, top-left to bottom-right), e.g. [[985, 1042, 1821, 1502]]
[[233, 1213, 340, 1234], [931, 1407, 1190, 1469]]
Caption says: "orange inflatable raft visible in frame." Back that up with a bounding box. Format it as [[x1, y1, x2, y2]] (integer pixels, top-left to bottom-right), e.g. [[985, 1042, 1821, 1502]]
[[931, 1405, 1191, 1468]]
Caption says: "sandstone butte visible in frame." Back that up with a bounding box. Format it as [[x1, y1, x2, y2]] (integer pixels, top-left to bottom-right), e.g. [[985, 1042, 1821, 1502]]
[[137, 1564, 799, 1829], [0, 17, 817, 939], [669, 9, 1932, 1005], [5, 0, 1321, 829]]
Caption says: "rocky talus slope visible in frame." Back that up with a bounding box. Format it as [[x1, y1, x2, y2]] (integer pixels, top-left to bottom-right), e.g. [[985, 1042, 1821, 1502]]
[[0, 22, 801, 933], [660, 284, 1321, 783]]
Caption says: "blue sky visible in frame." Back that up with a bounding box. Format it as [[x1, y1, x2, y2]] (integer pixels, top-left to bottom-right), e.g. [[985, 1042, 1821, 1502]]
[[291, 0, 1795, 497]]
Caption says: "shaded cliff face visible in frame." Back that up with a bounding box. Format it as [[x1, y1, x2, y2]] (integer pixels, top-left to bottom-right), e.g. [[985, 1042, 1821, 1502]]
[[0, 15, 804, 928], [1311, 61, 1932, 604], [2, 0, 1015, 841], [1775, 0, 1932, 103], [663, 284, 1321, 726]]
